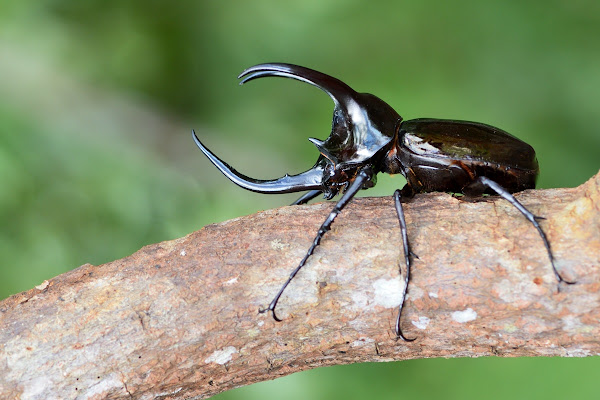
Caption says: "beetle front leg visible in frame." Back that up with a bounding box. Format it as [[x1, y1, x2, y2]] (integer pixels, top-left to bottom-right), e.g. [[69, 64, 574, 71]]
[[259, 166, 374, 321], [291, 189, 322, 205], [393, 189, 416, 342]]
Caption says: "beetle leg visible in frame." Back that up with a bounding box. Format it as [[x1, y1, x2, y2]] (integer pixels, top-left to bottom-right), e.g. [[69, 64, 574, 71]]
[[475, 176, 575, 287], [259, 166, 374, 321], [393, 189, 416, 342], [291, 190, 322, 205]]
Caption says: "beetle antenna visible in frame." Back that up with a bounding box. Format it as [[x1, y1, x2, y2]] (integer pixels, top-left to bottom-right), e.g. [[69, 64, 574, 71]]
[[259, 166, 374, 321]]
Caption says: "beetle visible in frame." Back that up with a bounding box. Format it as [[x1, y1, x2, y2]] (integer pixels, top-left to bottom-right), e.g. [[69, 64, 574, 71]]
[[192, 63, 574, 340]]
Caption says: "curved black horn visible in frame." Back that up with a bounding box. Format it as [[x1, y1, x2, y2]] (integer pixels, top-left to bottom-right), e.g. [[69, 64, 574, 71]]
[[192, 130, 323, 194], [238, 63, 358, 107]]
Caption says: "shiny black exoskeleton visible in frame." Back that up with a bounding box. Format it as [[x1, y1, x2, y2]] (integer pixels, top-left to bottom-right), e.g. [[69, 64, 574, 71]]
[[192, 63, 573, 341]]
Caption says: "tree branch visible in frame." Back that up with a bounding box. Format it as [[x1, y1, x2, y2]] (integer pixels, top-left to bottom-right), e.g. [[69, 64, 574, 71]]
[[1, 171, 599, 399]]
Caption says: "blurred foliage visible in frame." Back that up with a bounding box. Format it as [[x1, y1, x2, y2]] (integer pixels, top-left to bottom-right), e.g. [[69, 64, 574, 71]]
[[0, 0, 598, 399]]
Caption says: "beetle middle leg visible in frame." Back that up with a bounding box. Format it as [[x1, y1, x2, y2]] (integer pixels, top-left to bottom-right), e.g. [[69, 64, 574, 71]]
[[393, 189, 416, 341], [259, 166, 374, 321], [470, 176, 575, 286]]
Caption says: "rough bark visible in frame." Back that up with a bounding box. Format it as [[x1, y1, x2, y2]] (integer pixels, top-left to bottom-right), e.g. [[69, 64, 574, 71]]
[[1, 172, 599, 400]]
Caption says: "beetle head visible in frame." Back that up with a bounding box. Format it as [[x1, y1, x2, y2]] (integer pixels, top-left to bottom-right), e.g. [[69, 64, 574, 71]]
[[193, 63, 401, 197]]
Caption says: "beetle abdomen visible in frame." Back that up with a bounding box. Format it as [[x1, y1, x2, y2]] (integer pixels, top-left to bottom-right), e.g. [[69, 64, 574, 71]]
[[401, 119, 537, 169], [391, 119, 539, 194]]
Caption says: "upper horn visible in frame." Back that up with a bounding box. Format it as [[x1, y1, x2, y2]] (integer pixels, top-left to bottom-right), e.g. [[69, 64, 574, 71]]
[[238, 63, 399, 166], [238, 63, 358, 107]]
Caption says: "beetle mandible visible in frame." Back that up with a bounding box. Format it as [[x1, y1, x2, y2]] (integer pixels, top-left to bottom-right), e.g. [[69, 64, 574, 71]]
[[192, 63, 574, 341]]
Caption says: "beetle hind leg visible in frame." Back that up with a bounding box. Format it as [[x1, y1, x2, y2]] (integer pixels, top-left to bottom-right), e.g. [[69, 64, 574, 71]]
[[472, 176, 575, 287]]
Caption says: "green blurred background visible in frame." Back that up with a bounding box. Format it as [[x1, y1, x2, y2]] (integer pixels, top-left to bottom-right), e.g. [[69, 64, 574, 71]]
[[1, 1, 598, 398]]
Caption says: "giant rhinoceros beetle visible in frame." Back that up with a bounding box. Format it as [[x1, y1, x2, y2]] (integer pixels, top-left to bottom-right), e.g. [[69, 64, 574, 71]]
[[192, 63, 573, 340]]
